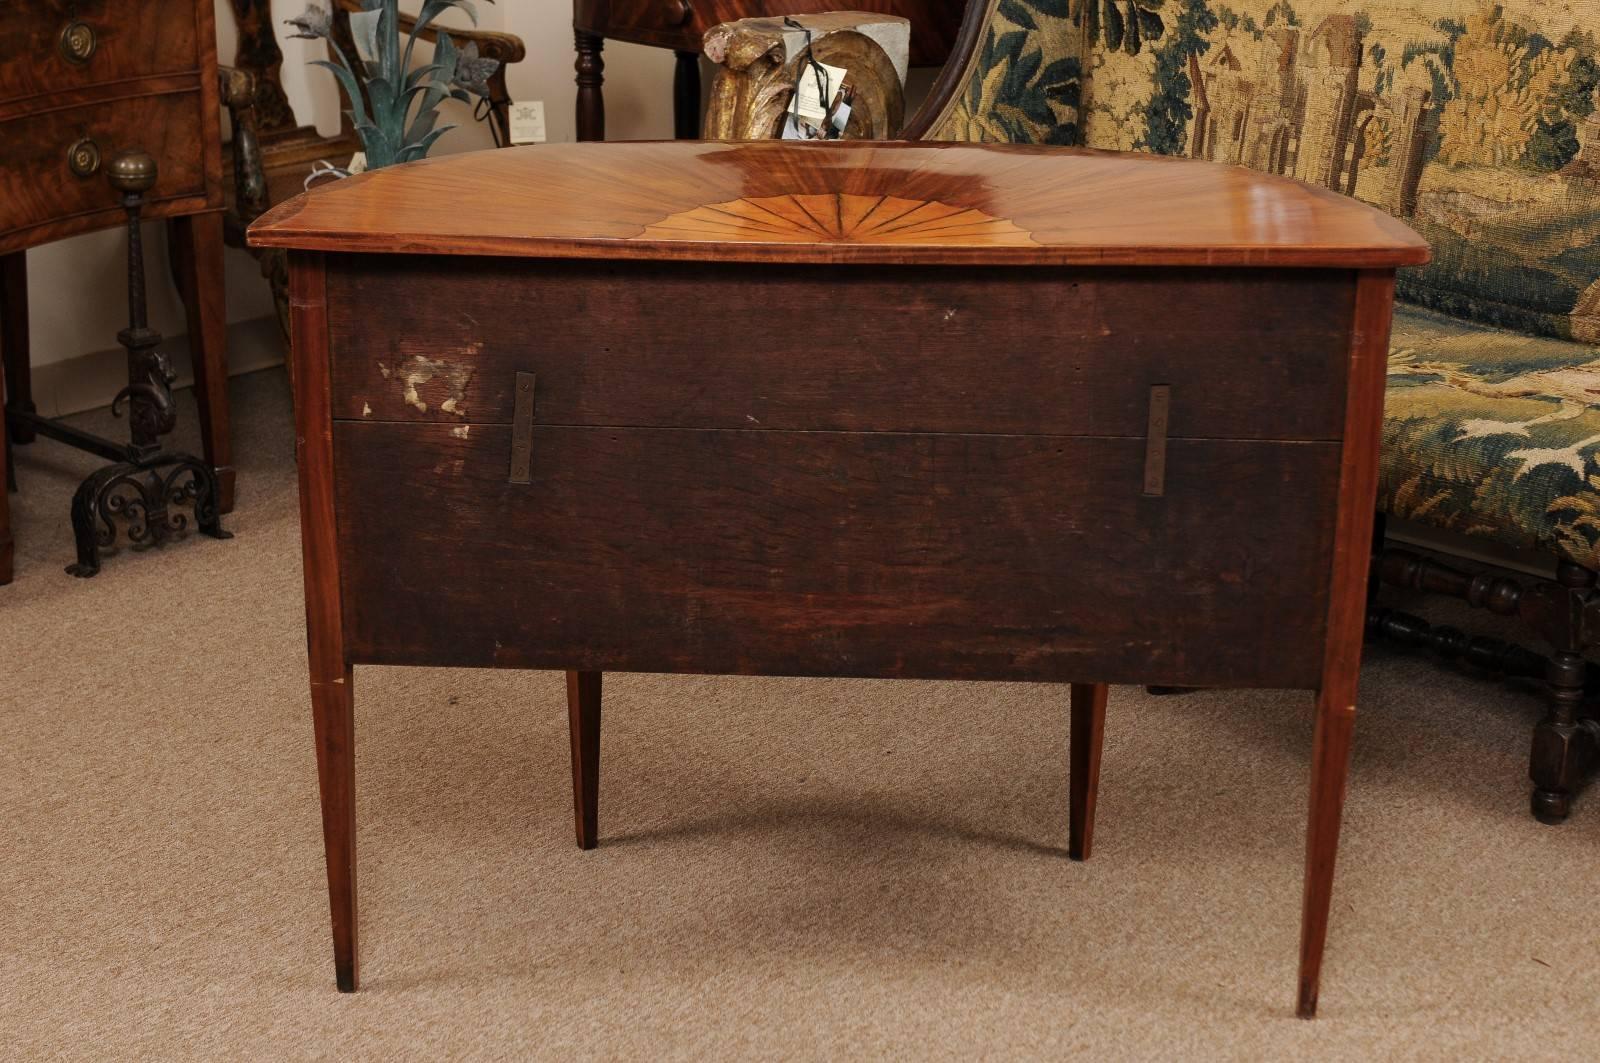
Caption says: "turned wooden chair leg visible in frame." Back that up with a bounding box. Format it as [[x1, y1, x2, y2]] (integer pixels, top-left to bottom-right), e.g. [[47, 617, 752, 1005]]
[[567, 670, 602, 849], [311, 665, 358, 992], [1069, 682, 1108, 860], [574, 31, 605, 142], [1296, 688, 1356, 1019], [1527, 560, 1600, 824]]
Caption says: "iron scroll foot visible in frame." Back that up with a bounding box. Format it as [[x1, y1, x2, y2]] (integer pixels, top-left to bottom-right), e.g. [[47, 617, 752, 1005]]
[[65, 452, 231, 578]]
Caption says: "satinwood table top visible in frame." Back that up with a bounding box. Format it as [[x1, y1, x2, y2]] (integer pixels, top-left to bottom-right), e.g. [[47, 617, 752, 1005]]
[[247, 140, 1430, 269]]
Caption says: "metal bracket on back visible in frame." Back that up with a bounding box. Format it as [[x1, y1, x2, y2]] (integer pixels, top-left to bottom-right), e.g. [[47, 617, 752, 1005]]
[[1143, 384, 1170, 498], [509, 371, 536, 484]]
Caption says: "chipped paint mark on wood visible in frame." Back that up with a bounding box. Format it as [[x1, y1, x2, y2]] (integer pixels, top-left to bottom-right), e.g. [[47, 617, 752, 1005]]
[[391, 348, 478, 417], [362, 402, 372, 418], [450, 425, 470, 439]]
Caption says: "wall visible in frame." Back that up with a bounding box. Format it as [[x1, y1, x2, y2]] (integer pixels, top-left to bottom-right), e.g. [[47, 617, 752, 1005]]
[[20, 0, 933, 412]]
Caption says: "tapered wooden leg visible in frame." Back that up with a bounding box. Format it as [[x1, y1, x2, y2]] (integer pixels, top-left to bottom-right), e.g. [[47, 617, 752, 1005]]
[[311, 666, 357, 991], [1295, 270, 1395, 1018], [1, 250, 23, 584], [171, 212, 235, 512], [567, 670, 602, 850], [0, 420, 12, 585], [2, 250, 34, 445], [1069, 682, 1108, 860], [1297, 690, 1355, 1018], [290, 252, 354, 989]]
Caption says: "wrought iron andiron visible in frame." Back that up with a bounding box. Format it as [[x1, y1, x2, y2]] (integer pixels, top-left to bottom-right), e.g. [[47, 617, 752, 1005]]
[[48, 151, 230, 576]]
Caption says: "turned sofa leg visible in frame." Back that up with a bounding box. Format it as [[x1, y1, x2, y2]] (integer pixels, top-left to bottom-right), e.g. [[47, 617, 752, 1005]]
[[1524, 560, 1600, 824]]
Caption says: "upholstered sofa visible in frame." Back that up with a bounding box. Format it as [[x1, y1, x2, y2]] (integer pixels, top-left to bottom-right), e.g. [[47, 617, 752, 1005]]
[[907, 0, 1600, 820]]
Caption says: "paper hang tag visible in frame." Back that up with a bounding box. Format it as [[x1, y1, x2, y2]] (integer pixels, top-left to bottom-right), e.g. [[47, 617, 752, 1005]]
[[829, 96, 853, 134], [509, 101, 547, 145], [788, 62, 849, 126]]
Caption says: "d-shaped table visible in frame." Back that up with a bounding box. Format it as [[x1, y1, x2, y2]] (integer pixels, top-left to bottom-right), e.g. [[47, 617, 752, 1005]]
[[248, 140, 1428, 1017]]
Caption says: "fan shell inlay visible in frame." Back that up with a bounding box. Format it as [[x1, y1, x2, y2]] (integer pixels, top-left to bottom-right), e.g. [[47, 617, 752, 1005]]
[[633, 193, 1038, 246]]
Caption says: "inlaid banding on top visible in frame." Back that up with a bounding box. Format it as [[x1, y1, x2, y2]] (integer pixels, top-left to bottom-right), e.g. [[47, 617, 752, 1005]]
[[633, 192, 1038, 246]]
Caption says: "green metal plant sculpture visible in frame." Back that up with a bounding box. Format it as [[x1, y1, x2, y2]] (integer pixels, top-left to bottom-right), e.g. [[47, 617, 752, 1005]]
[[287, 0, 501, 170]]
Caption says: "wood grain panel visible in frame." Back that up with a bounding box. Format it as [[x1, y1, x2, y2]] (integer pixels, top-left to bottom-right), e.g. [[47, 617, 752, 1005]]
[[326, 258, 1355, 441], [334, 422, 1339, 688], [0, 0, 199, 102], [0, 89, 208, 238]]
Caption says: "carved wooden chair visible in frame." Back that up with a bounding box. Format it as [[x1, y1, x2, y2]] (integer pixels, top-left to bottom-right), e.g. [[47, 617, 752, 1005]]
[[906, 0, 1600, 823], [220, 0, 527, 335]]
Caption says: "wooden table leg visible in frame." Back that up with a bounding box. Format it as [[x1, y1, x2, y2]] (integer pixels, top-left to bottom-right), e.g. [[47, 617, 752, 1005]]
[[575, 31, 605, 142], [0, 417, 12, 585], [1296, 269, 1395, 1018], [2, 250, 34, 445], [172, 211, 236, 513], [1298, 688, 1355, 1018], [312, 666, 357, 992], [289, 252, 358, 990], [1069, 682, 1107, 860], [673, 50, 700, 139], [1, 250, 22, 585], [567, 670, 602, 849]]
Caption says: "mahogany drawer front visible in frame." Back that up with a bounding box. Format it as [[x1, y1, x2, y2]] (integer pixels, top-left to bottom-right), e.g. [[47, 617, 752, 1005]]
[[0, 90, 207, 237], [327, 258, 1356, 442], [333, 422, 1338, 687], [0, 0, 199, 102]]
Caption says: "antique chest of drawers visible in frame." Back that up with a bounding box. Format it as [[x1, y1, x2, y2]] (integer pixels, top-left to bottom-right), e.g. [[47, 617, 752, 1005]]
[[0, 0, 233, 584], [0, 0, 222, 250], [248, 141, 1428, 1016]]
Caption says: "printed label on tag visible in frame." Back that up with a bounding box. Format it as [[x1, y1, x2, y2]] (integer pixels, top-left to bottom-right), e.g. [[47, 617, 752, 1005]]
[[509, 101, 547, 145], [788, 62, 848, 125], [829, 98, 853, 134]]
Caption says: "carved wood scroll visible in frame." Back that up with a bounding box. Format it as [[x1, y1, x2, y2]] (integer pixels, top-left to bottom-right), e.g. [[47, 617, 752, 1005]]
[[702, 13, 908, 141]]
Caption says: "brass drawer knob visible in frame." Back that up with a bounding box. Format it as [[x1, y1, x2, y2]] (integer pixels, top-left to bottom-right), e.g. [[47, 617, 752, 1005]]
[[59, 21, 97, 64], [107, 150, 158, 194], [67, 138, 101, 178]]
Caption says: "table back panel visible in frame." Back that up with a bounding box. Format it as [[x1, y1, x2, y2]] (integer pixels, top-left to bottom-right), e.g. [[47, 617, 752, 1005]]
[[325, 257, 1355, 441], [333, 421, 1338, 686], [325, 255, 1351, 688]]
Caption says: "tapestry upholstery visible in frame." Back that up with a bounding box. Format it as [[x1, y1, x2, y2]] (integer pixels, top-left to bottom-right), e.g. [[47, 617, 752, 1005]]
[[930, 0, 1600, 566]]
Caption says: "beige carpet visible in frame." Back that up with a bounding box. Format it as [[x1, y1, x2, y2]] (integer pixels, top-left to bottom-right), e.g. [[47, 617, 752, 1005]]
[[2, 368, 1597, 1061]]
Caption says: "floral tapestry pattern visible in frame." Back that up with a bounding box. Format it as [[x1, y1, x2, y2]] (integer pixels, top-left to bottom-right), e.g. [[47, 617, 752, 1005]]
[[933, 0, 1600, 567]]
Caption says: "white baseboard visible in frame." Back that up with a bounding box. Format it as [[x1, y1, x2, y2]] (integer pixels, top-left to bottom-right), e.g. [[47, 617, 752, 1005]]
[[24, 315, 284, 419]]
